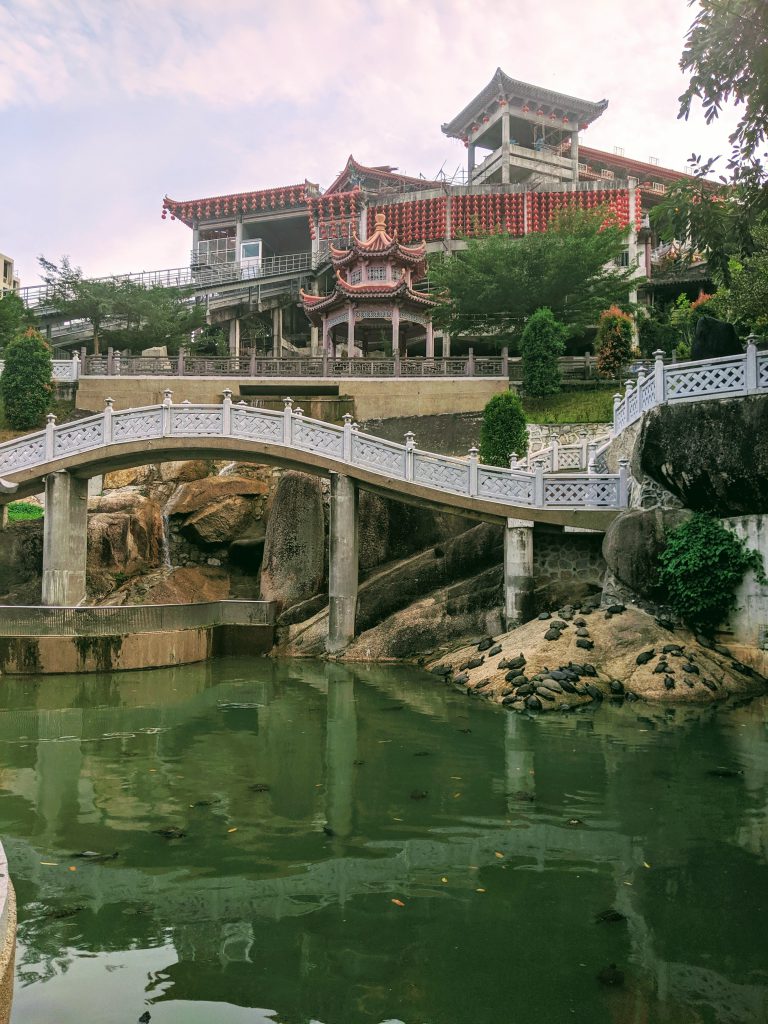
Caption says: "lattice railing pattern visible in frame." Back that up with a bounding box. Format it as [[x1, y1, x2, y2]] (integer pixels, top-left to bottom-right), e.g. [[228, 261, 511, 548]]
[[0, 397, 626, 512], [612, 342, 767, 438]]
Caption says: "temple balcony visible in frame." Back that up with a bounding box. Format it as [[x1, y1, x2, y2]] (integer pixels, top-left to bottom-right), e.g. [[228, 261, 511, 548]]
[[472, 143, 575, 185]]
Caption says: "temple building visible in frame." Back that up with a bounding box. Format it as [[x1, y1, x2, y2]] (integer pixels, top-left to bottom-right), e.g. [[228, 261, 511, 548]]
[[161, 69, 698, 357], [300, 213, 438, 358]]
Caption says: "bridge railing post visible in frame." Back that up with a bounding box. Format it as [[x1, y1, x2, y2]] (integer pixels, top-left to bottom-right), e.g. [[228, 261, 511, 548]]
[[250, 349, 257, 376], [103, 397, 114, 444], [107, 347, 114, 376], [71, 352, 80, 381], [45, 412, 56, 461], [404, 432, 415, 481], [653, 349, 666, 404], [282, 397, 294, 444], [746, 334, 759, 391], [394, 351, 401, 377], [467, 347, 475, 377], [222, 388, 232, 435], [636, 367, 646, 410], [468, 446, 479, 496], [618, 457, 629, 507], [178, 348, 186, 376], [587, 441, 597, 474], [501, 346, 509, 377], [612, 392, 622, 436], [162, 389, 173, 436], [551, 436, 559, 472], [509, 452, 519, 470], [114, 349, 121, 376], [342, 413, 353, 461], [533, 463, 544, 506], [579, 428, 588, 468]]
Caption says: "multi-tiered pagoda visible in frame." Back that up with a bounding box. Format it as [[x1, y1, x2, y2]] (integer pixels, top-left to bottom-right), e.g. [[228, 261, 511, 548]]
[[300, 213, 438, 358]]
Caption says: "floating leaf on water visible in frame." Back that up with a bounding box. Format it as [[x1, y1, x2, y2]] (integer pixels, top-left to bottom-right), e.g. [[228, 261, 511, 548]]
[[476, 888, 486, 893], [441, 877, 448, 883], [391, 898, 405, 907], [643, 861, 652, 869], [494, 852, 504, 859], [227, 828, 238, 833]]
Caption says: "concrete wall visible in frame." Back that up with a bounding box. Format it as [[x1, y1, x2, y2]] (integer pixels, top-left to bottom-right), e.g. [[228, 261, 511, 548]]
[[0, 842, 15, 1024], [75, 376, 508, 422], [720, 515, 768, 677], [533, 527, 606, 608], [0, 623, 274, 674]]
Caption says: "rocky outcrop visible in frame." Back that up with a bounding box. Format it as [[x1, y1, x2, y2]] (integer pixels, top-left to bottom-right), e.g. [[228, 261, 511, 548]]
[[0, 520, 42, 602], [428, 605, 764, 709], [167, 475, 269, 516], [602, 508, 692, 601], [102, 565, 230, 605], [182, 496, 258, 546], [636, 395, 768, 515], [259, 471, 325, 610], [87, 491, 164, 575], [358, 491, 471, 572]]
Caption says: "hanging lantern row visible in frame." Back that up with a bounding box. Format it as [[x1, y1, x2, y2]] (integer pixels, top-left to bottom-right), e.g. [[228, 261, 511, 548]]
[[524, 188, 635, 234], [308, 190, 360, 241], [162, 185, 309, 223], [451, 193, 526, 238], [367, 197, 448, 244]]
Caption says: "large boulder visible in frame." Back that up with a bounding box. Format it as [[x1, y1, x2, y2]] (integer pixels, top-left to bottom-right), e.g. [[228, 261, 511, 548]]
[[87, 492, 164, 575], [182, 496, 258, 546], [691, 315, 741, 361], [168, 475, 269, 516], [259, 471, 325, 610], [357, 492, 469, 572], [0, 520, 42, 598], [603, 508, 692, 600], [636, 395, 768, 515]]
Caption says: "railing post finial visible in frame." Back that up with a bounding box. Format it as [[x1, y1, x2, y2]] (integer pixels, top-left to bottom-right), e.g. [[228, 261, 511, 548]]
[[342, 412, 353, 461], [618, 457, 630, 507], [746, 333, 759, 391], [163, 388, 173, 406], [468, 445, 479, 496], [509, 452, 519, 469]]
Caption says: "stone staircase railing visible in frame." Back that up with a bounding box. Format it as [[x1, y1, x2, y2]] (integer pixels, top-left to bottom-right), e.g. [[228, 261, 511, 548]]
[[0, 392, 629, 512], [613, 339, 768, 435], [0, 354, 80, 382]]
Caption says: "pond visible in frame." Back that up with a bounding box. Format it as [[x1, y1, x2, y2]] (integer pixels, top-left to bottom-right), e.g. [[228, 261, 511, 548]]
[[0, 658, 766, 1023]]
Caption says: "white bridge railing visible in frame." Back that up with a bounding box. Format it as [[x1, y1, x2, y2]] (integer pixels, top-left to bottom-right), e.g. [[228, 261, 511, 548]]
[[612, 339, 768, 435], [0, 392, 629, 512], [0, 354, 80, 382]]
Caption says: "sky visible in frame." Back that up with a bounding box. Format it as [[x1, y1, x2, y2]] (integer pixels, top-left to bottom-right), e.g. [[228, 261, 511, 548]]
[[0, 0, 740, 288]]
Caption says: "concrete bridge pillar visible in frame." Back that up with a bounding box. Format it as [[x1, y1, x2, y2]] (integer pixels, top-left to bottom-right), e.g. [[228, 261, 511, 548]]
[[42, 471, 89, 606], [327, 473, 359, 653], [504, 517, 534, 629]]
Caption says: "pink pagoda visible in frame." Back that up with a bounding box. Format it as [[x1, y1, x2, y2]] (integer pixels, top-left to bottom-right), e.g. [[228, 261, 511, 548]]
[[300, 213, 438, 359]]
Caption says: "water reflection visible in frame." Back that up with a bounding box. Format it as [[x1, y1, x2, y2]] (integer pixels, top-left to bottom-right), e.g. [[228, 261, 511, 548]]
[[0, 660, 765, 1023]]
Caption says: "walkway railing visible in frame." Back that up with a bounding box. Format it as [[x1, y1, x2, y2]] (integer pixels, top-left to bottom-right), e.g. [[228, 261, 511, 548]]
[[0, 600, 275, 635], [0, 354, 80, 382], [0, 392, 628, 512], [19, 252, 317, 309], [81, 352, 507, 379], [612, 340, 768, 434]]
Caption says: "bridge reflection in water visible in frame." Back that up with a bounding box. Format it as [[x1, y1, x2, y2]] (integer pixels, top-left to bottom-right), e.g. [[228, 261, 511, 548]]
[[0, 660, 766, 1023]]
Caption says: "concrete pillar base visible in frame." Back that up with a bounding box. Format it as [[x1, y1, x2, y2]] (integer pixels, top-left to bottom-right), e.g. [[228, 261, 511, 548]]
[[504, 517, 534, 629], [327, 473, 359, 653], [42, 471, 89, 606]]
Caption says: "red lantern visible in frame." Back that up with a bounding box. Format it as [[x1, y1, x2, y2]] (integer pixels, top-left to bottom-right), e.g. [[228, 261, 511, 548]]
[[521, 104, 530, 113]]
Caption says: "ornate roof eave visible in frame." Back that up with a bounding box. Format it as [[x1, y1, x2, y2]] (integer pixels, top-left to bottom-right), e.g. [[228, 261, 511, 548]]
[[441, 68, 608, 139], [300, 279, 436, 322], [163, 181, 319, 227], [325, 155, 442, 196]]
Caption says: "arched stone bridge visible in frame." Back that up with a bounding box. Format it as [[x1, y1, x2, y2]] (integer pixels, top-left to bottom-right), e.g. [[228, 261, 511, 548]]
[[0, 392, 627, 649]]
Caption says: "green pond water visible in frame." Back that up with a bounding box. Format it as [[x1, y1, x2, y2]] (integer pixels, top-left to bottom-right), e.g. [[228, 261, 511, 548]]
[[0, 657, 767, 1024]]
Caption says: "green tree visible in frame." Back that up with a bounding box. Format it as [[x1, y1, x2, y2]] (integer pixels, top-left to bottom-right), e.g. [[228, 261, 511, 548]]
[[726, 219, 768, 331], [479, 391, 528, 468], [37, 256, 205, 354], [0, 292, 29, 349], [519, 308, 566, 397], [428, 207, 637, 342], [652, 1, 768, 283], [595, 306, 635, 379], [0, 327, 53, 429]]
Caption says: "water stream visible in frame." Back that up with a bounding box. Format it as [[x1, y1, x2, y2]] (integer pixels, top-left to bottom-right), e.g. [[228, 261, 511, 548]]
[[0, 658, 766, 1023]]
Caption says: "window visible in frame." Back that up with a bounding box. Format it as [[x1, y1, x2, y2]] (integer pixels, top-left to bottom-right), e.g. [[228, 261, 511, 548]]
[[651, 181, 666, 194], [617, 250, 630, 267], [600, 168, 614, 180], [349, 269, 362, 284], [367, 266, 387, 281], [240, 240, 262, 261]]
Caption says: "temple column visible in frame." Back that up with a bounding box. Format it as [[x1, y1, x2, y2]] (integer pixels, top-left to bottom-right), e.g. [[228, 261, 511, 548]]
[[571, 130, 580, 182], [442, 332, 451, 358], [425, 320, 434, 359], [347, 304, 355, 358], [321, 316, 329, 354], [391, 306, 400, 357], [468, 143, 476, 181], [327, 473, 359, 653], [42, 471, 89, 606], [228, 318, 240, 359], [504, 517, 534, 628], [501, 112, 511, 184], [309, 281, 320, 355], [191, 219, 200, 261]]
